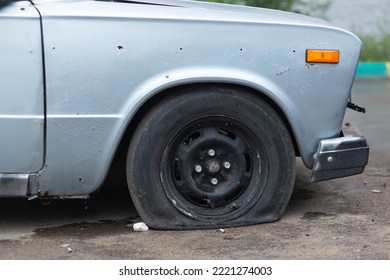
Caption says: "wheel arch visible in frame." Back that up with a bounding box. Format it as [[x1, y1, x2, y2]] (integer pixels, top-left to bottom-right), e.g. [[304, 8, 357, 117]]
[[104, 82, 300, 190]]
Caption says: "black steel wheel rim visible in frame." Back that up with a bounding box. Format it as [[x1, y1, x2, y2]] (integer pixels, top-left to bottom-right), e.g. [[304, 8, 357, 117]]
[[160, 115, 268, 221]]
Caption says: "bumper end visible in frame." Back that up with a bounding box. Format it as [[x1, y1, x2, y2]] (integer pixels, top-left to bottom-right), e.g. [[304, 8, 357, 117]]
[[311, 123, 369, 182]]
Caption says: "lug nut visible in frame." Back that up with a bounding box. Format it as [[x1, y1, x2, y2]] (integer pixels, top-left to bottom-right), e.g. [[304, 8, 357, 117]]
[[195, 165, 202, 173], [211, 178, 218, 185], [223, 161, 231, 169], [208, 149, 216, 157]]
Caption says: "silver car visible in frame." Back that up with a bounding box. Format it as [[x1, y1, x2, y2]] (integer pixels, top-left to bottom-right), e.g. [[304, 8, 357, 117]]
[[0, 0, 369, 229]]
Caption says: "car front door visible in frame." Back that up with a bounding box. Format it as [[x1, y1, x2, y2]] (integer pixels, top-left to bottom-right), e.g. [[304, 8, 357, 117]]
[[0, 0, 44, 173]]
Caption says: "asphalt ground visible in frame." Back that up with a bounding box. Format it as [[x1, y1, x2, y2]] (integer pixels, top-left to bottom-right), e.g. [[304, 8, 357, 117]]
[[0, 80, 389, 260]]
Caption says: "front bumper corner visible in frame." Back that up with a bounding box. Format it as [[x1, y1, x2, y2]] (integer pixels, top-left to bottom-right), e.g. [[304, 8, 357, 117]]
[[311, 122, 369, 183]]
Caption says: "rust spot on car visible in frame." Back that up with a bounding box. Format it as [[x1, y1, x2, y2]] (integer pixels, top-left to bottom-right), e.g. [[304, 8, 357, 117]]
[[276, 68, 290, 76]]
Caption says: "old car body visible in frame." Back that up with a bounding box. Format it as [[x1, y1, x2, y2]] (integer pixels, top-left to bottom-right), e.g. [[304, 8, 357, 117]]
[[0, 0, 368, 228]]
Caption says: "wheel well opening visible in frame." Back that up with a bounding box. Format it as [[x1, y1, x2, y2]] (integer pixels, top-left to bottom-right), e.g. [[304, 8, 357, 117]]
[[103, 83, 300, 191]]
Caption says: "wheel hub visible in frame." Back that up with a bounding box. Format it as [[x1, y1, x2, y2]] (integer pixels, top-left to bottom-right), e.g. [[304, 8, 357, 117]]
[[205, 158, 221, 174]]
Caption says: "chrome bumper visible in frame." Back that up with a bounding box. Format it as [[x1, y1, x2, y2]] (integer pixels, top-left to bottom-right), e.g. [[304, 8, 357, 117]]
[[311, 123, 369, 182]]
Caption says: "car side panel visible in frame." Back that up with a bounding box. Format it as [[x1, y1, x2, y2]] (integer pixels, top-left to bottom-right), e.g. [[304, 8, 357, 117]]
[[35, 1, 360, 196]]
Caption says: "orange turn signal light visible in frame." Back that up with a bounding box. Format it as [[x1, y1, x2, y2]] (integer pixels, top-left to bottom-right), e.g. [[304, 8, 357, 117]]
[[306, 49, 340, 64]]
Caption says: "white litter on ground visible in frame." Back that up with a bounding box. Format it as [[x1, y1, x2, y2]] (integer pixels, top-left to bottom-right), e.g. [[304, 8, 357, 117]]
[[133, 222, 149, 232]]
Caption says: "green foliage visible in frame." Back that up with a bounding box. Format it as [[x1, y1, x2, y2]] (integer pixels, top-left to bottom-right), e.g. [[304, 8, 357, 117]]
[[204, 0, 297, 10], [356, 19, 390, 61], [359, 31, 390, 62]]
